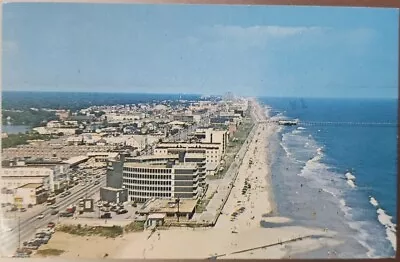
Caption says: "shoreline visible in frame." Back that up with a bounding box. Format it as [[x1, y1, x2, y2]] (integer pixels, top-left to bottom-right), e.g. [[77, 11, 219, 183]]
[[33, 99, 340, 259]]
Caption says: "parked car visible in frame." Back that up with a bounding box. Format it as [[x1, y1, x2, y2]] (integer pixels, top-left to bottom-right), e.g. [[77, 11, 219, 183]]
[[59, 212, 73, 217], [36, 213, 45, 219], [116, 209, 128, 215], [37, 236, 50, 244], [47, 222, 56, 228], [100, 212, 112, 219], [94, 181, 100, 185], [20, 208, 27, 212]]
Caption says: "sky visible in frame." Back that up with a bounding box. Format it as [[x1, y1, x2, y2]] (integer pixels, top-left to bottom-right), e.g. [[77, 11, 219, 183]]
[[2, 3, 399, 98]]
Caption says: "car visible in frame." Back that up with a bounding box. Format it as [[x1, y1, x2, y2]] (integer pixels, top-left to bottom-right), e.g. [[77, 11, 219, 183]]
[[37, 236, 50, 244], [36, 213, 45, 219], [50, 210, 59, 215], [1, 227, 13, 233], [94, 181, 100, 185], [59, 212, 73, 217], [47, 222, 56, 228], [116, 209, 128, 215], [20, 208, 27, 212], [100, 212, 111, 219]]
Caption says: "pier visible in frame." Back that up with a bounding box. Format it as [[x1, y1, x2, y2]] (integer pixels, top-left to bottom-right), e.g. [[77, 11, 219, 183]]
[[268, 120, 397, 127]]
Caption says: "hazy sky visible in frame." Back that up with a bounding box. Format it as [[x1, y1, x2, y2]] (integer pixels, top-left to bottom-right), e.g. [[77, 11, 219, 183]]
[[2, 3, 398, 98]]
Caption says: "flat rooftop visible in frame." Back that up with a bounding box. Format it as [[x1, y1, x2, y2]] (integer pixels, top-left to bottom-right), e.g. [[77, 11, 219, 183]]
[[124, 162, 197, 169], [17, 183, 43, 189], [101, 187, 126, 192], [133, 154, 178, 160], [185, 153, 205, 159], [64, 155, 89, 165], [140, 198, 198, 214]]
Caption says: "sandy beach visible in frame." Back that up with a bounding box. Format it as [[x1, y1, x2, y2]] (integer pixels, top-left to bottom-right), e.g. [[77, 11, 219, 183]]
[[111, 100, 341, 259], [38, 100, 342, 259]]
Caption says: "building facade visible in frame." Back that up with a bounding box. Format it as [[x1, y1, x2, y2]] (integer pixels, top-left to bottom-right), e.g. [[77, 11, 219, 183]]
[[0, 167, 55, 192], [121, 153, 204, 203], [154, 142, 223, 165], [14, 183, 47, 207]]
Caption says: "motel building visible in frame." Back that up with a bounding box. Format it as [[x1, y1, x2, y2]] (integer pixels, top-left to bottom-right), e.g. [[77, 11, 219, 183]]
[[13, 183, 47, 208], [121, 152, 205, 203]]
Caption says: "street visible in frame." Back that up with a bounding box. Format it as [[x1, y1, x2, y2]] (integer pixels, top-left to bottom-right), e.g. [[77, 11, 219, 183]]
[[0, 176, 106, 257]]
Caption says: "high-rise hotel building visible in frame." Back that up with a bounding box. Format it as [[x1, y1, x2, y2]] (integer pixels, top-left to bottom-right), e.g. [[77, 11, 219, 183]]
[[120, 152, 206, 203]]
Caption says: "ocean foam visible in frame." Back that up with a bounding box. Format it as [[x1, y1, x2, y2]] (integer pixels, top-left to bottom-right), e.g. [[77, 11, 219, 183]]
[[316, 147, 324, 155], [369, 197, 379, 207], [347, 179, 356, 188], [376, 208, 397, 251], [348, 221, 377, 258], [280, 142, 291, 157], [345, 172, 356, 181]]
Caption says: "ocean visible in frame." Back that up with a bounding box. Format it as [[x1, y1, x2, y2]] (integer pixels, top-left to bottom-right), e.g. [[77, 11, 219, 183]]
[[1, 125, 31, 134], [260, 97, 397, 258]]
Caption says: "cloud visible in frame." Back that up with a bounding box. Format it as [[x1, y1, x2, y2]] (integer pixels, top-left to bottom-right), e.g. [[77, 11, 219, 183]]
[[190, 25, 329, 50], [211, 25, 327, 39]]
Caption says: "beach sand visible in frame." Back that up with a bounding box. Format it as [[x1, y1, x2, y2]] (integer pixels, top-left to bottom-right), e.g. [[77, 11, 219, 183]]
[[39, 100, 342, 259], [111, 100, 341, 259]]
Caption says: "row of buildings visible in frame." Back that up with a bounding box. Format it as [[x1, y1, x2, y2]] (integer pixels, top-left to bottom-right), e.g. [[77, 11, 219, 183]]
[[100, 127, 231, 204], [1, 96, 249, 209]]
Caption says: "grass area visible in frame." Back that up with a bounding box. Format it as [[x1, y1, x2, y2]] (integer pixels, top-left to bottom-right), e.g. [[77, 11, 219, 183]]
[[196, 191, 217, 213], [2, 132, 58, 148], [124, 221, 145, 232], [57, 224, 124, 238], [36, 248, 65, 257], [210, 118, 254, 180]]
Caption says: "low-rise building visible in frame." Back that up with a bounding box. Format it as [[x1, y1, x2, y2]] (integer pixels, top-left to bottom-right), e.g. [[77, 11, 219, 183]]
[[139, 198, 198, 221], [13, 183, 47, 207], [0, 167, 56, 192]]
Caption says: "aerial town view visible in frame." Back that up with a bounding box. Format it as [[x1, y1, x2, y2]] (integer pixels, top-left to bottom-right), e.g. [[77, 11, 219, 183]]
[[1, 2, 398, 260]]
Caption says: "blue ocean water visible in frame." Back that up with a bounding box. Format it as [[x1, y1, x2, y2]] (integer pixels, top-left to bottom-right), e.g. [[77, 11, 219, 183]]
[[260, 97, 397, 258]]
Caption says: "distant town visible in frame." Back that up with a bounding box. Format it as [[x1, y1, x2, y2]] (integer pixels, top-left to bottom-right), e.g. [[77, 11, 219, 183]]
[[1, 92, 254, 258]]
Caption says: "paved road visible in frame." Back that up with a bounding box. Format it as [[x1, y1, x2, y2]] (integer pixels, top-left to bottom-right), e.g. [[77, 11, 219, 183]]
[[198, 99, 262, 223], [0, 176, 106, 257]]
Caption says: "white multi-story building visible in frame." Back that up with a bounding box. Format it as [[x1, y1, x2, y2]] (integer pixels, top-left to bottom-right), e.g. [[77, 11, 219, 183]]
[[121, 153, 205, 203], [154, 142, 223, 165]]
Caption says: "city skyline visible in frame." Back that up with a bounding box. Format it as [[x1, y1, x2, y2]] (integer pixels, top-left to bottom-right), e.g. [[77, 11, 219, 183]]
[[2, 3, 398, 98]]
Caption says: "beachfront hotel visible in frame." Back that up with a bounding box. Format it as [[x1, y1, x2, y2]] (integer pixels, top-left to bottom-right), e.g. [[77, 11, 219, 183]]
[[102, 152, 206, 203]]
